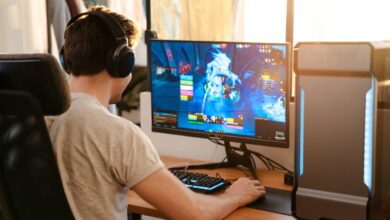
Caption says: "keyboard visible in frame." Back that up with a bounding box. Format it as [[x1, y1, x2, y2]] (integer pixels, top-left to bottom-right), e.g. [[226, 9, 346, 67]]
[[170, 169, 231, 194]]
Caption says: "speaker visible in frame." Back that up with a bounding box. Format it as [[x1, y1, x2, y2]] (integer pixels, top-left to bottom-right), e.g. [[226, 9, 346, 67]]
[[59, 11, 135, 78]]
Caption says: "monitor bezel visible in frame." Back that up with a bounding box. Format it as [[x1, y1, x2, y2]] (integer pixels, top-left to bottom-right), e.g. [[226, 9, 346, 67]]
[[148, 39, 291, 148]]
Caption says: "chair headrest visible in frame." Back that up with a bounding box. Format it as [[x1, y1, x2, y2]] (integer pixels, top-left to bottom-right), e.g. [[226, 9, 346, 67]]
[[0, 54, 70, 115]]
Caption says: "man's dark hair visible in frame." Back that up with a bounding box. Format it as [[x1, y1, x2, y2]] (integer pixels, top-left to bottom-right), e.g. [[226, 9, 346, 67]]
[[63, 6, 140, 76]]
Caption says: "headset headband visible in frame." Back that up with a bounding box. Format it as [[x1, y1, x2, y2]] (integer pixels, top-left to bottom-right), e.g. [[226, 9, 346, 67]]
[[66, 11, 128, 44]]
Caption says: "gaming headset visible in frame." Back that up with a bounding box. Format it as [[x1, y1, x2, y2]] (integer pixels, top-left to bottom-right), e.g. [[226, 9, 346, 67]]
[[59, 11, 135, 78]]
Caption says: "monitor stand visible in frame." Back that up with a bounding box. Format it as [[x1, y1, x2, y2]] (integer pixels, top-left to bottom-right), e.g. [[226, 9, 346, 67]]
[[170, 140, 258, 180]]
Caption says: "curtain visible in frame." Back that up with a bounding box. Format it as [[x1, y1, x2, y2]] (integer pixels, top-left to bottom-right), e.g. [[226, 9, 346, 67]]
[[151, 0, 236, 41], [0, 0, 47, 53]]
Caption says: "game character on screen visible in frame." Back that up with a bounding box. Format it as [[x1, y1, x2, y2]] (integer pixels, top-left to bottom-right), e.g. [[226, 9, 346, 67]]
[[204, 48, 241, 103]]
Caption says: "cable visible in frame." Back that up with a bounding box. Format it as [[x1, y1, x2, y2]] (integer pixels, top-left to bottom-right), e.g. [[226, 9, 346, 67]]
[[208, 139, 219, 163], [253, 152, 278, 171], [249, 154, 257, 169], [207, 137, 225, 146], [225, 166, 250, 181], [234, 166, 250, 178], [250, 150, 293, 174], [228, 145, 266, 168], [256, 154, 272, 170], [226, 144, 292, 173], [167, 162, 190, 171], [205, 138, 293, 175]]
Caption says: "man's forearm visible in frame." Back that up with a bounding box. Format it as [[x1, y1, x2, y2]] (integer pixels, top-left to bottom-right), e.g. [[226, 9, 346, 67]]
[[192, 178, 265, 219], [194, 192, 243, 220]]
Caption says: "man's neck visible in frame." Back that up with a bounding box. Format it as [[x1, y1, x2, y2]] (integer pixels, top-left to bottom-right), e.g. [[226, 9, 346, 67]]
[[68, 71, 112, 106]]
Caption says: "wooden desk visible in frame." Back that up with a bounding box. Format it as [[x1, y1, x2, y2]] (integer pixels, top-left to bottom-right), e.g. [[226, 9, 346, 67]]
[[127, 155, 295, 220]]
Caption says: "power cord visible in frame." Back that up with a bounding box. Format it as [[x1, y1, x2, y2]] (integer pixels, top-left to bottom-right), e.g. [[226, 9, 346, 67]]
[[228, 145, 293, 174], [208, 139, 219, 163], [207, 137, 293, 173], [226, 143, 294, 185]]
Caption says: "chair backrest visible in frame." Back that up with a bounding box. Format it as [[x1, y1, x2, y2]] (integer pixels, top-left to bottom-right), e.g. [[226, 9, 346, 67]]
[[0, 54, 74, 220]]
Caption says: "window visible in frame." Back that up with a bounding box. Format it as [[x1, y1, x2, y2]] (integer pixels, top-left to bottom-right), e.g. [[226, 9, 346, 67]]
[[294, 0, 390, 42], [235, 0, 287, 42]]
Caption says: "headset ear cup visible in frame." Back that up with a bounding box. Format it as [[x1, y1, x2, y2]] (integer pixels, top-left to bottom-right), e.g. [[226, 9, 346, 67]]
[[111, 45, 135, 78], [59, 46, 68, 73], [106, 47, 116, 77]]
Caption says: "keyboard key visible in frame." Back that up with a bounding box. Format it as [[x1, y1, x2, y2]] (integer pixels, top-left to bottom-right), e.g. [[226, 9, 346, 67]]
[[170, 169, 231, 194]]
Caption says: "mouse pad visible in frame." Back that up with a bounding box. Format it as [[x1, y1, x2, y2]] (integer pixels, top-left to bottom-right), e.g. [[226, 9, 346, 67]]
[[246, 187, 292, 215]]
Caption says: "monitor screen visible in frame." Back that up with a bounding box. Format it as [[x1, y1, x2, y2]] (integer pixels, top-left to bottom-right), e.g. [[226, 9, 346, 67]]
[[149, 40, 290, 147]]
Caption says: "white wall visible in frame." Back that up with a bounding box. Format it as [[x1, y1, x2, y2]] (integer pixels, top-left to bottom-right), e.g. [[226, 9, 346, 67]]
[[140, 92, 295, 171]]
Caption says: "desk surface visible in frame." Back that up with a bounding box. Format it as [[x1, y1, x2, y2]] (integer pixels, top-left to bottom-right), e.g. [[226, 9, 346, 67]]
[[127, 155, 295, 220]]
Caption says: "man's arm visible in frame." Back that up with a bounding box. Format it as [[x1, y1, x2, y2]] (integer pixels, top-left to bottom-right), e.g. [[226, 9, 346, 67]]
[[132, 168, 265, 220]]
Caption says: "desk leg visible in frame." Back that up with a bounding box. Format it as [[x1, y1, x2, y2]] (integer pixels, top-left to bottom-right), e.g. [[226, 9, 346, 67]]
[[128, 212, 141, 220]]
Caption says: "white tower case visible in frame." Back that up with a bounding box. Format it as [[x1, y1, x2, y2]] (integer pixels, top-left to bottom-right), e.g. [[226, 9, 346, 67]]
[[293, 42, 390, 220]]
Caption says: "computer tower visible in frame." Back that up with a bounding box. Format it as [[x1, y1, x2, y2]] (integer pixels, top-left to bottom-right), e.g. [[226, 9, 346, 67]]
[[292, 41, 390, 220], [372, 80, 390, 219]]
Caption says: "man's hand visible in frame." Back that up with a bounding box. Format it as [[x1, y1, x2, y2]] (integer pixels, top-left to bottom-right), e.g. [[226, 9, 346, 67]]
[[133, 168, 266, 220], [225, 177, 266, 207]]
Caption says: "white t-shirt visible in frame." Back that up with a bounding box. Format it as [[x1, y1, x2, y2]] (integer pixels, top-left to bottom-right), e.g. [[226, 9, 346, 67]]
[[48, 92, 164, 220]]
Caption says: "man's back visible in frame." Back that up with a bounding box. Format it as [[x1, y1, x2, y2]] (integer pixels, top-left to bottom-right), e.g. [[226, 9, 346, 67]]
[[48, 92, 163, 220]]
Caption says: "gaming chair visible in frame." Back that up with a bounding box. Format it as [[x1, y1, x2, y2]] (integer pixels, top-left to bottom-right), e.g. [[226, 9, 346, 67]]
[[0, 54, 74, 220]]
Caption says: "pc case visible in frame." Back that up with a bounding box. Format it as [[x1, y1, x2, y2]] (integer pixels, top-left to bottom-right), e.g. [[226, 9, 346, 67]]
[[292, 41, 390, 219], [372, 79, 390, 219]]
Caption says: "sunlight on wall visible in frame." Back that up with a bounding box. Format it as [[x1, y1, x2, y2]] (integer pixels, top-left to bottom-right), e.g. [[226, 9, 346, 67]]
[[294, 0, 390, 42], [241, 0, 287, 42]]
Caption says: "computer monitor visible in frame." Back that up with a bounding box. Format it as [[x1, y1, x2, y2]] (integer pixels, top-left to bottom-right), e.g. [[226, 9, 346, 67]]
[[149, 39, 291, 148]]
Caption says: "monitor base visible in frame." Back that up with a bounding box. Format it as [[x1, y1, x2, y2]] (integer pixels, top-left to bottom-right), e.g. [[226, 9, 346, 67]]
[[170, 140, 259, 180]]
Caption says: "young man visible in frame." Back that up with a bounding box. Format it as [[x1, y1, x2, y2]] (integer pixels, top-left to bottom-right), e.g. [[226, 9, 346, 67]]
[[49, 5, 265, 220]]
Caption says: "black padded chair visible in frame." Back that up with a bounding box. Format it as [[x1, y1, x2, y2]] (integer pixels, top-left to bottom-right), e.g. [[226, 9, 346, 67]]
[[0, 54, 74, 220]]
